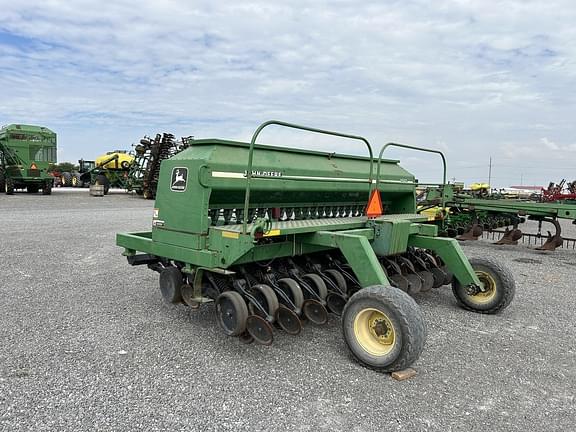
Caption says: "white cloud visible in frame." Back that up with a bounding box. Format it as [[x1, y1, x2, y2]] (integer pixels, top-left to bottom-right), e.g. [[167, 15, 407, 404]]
[[0, 0, 574, 186], [541, 137, 559, 151]]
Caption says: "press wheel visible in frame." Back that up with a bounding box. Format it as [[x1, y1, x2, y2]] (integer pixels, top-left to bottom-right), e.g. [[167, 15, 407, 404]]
[[216, 291, 248, 336], [326, 292, 347, 316], [404, 274, 422, 295], [302, 273, 328, 300], [441, 266, 454, 285], [248, 284, 279, 320], [430, 267, 447, 288], [159, 266, 184, 304], [417, 271, 434, 292], [277, 278, 304, 310], [325, 269, 347, 293], [389, 274, 409, 292]]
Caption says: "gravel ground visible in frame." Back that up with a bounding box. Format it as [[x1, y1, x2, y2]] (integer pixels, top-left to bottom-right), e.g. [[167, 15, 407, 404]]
[[1, 189, 575, 431]]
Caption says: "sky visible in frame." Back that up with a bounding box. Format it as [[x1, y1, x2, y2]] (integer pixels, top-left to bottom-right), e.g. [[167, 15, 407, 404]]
[[0, 0, 575, 187]]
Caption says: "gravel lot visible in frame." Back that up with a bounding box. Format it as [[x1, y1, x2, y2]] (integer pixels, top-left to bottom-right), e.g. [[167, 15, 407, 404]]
[[1, 189, 575, 431]]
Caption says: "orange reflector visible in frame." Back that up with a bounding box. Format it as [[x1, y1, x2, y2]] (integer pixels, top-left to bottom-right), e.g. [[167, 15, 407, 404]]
[[30, 163, 38, 170], [366, 189, 383, 218]]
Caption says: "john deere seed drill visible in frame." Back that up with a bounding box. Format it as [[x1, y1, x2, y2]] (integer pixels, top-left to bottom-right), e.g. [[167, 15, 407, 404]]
[[117, 121, 515, 372]]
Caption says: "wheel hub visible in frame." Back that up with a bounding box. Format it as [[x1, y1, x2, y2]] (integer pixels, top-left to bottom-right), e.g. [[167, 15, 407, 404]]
[[465, 284, 481, 296], [353, 308, 396, 356], [369, 317, 390, 340], [467, 271, 497, 303]]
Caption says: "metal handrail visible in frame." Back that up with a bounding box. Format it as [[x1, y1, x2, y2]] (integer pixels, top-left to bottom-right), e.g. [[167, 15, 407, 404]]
[[242, 120, 375, 234], [376, 142, 447, 210]]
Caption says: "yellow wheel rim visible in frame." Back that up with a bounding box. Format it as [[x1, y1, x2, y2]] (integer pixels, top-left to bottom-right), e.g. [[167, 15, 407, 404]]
[[353, 308, 396, 356], [469, 271, 497, 304]]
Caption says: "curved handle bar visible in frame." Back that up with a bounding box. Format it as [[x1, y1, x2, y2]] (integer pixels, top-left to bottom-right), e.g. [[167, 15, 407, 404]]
[[376, 142, 447, 210], [243, 120, 374, 234]]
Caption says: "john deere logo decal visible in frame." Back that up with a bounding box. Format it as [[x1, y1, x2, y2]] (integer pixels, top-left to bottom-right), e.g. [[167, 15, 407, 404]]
[[171, 167, 188, 192]]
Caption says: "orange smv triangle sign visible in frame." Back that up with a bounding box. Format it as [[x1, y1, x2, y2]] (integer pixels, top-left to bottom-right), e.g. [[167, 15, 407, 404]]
[[30, 163, 38, 170], [366, 189, 383, 218]]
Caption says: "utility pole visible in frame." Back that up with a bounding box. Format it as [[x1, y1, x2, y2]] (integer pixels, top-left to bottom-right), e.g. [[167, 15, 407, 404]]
[[488, 156, 492, 187]]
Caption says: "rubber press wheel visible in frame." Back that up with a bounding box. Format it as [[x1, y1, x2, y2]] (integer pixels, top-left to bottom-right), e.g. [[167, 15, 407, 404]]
[[277, 278, 304, 310], [452, 258, 515, 314], [430, 267, 447, 288], [342, 285, 426, 373], [417, 271, 435, 292], [216, 291, 249, 336], [325, 269, 347, 293], [302, 273, 328, 300], [159, 266, 184, 303], [248, 284, 279, 320]]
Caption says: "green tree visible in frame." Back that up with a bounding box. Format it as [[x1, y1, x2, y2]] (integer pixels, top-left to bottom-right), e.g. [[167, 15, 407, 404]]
[[51, 162, 79, 173]]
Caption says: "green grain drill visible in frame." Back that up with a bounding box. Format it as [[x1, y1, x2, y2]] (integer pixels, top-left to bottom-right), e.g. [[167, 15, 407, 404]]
[[117, 121, 516, 372], [0, 124, 56, 195]]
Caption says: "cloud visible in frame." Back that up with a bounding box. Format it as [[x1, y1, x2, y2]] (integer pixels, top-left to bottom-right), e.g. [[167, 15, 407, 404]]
[[0, 0, 575, 187], [541, 137, 559, 151]]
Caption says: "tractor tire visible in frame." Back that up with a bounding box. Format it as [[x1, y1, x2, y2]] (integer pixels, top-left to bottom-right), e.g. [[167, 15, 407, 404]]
[[72, 174, 82, 187], [27, 184, 39, 194], [451, 257, 515, 314], [5, 177, 15, 195], [0, 171, 5, 192], [342, 285, 426, 373], [159, 266, 184, 304], [95, 174, 110, 195], [143, 189, 153, 200], [42, 179, 52, 195], [61, 172, 72, 187]]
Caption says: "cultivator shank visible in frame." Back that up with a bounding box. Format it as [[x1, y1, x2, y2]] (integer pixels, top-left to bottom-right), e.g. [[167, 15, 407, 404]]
[[127, 133, 192, 199], [430, 191, 576, 251]]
